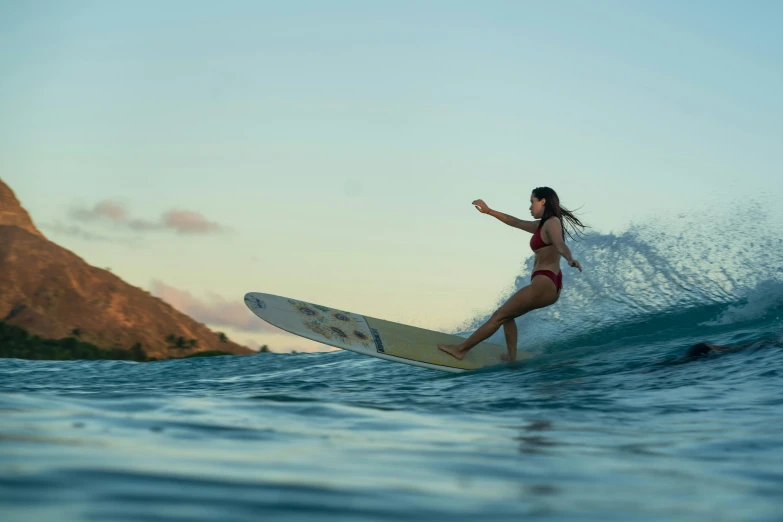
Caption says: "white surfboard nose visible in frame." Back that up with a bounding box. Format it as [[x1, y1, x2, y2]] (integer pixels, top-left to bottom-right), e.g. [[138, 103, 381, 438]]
[[244, 292, 267, 310]]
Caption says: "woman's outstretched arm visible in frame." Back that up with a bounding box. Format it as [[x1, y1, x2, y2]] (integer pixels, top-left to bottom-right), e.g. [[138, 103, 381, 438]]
[[473, 199, 538, 233]]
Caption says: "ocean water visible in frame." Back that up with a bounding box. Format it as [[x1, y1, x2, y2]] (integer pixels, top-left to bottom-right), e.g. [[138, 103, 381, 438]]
[[2, 218, 783, 521]]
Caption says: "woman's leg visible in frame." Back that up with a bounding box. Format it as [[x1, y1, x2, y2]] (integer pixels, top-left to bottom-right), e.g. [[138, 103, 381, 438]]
[[502, 320, 517, 362], [438, 277, 558, 360]]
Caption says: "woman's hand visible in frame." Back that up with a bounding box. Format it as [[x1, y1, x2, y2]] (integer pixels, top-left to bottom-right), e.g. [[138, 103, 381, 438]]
[[569, 259, 582, 272], [472, 199, 491, 214]]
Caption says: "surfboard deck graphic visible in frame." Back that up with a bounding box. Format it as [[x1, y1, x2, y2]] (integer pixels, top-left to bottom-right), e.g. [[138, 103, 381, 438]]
[[244, 292, 535, 373]]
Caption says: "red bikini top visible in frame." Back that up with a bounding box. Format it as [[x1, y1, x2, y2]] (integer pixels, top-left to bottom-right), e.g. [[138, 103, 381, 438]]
[[530, 226, 552, 251]]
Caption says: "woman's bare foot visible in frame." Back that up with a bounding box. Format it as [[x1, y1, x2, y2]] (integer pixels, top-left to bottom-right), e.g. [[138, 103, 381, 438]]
[[500, 353, 515, 362], [438, 343, 465, 360]]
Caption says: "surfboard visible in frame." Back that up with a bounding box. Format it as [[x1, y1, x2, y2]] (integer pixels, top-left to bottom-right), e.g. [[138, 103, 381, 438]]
[[244, 292, 535, 373]]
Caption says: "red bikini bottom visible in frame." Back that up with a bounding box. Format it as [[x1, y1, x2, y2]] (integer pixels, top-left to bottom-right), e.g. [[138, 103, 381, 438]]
[[531, 270, 562, 292]]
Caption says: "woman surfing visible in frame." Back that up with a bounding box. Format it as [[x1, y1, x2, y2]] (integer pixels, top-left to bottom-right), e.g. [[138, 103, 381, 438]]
[[438, 187, 588, 363]]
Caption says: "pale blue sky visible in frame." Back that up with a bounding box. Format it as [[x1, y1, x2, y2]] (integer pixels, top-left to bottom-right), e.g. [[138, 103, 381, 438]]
[[2, 1, 782, 351]]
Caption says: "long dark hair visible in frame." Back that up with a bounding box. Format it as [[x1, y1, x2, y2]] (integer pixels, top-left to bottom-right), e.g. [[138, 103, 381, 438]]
[[532, 186, 588, 241]]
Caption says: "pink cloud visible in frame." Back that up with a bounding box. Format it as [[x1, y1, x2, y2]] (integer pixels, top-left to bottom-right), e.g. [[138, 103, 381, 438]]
[[150, 280, 275, 333], [69, 200, 228, 235], [162, 210, 225, 235], [70, 200, 128, 223]]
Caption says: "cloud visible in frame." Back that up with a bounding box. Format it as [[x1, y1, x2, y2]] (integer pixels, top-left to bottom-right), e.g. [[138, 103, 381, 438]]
[[40, 220, 113, 242], [69, 200, 128, 223], [162, 210, 225, 235], [150, 280, 274, 333], [69, 200, 228, 235], [244, 339, 274, 352], [127, 218, 162, 231]]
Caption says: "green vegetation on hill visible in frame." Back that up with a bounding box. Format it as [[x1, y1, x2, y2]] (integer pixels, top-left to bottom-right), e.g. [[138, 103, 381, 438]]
[[0, 322, 267, 361], [181, 350, 235, 358], [0, 321, 150, 361]]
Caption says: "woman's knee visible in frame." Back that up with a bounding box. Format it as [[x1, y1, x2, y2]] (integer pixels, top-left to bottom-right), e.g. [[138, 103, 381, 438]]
[[490, 310, 513, 324]]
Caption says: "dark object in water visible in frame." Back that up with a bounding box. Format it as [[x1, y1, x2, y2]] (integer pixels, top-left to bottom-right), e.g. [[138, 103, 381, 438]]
[[685, 342, 753, 358], [686, 343, 715, 357]]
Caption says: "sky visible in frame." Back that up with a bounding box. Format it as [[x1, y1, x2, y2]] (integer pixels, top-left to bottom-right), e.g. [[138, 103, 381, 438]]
[[2, 1, 782, 352]]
